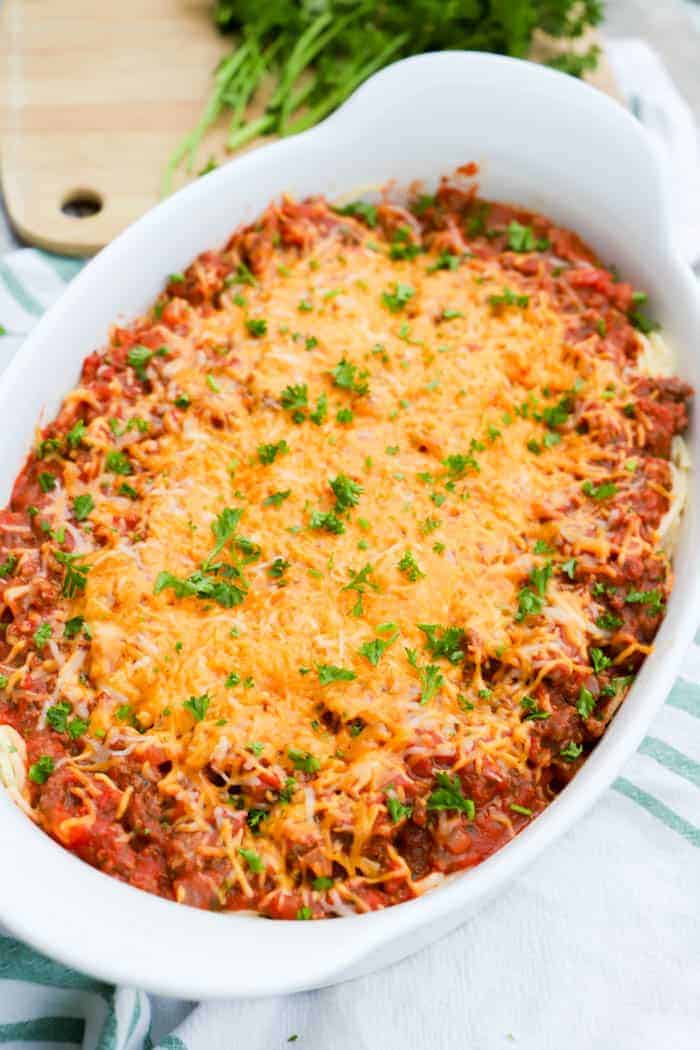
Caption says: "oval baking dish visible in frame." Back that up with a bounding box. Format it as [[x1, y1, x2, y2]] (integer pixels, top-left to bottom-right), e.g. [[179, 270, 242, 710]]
[[0, 51, 698, 999]]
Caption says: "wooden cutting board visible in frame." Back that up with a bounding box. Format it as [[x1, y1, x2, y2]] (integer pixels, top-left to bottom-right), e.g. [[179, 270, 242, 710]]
[[0, 3, 621, 257]]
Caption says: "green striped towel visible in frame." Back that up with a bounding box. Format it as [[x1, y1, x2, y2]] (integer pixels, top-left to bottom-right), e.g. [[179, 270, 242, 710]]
[[1, 243, 699, 1048]]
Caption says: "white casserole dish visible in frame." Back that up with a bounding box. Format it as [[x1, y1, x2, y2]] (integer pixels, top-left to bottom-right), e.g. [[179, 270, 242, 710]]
[[0, 51, 698, 999]]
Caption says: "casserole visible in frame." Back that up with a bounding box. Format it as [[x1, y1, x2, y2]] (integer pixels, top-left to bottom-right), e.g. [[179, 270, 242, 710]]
[[0, 51, 698, 998]]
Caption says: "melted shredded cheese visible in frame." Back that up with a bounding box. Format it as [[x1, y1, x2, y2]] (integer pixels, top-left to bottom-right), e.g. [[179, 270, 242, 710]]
[[0, 190, 689, 917]]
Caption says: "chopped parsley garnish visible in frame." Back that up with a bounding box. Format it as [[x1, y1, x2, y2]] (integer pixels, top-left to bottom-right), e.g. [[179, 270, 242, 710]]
[[72, 493, 94, 521], [33, 622, 52, 650], [625, 588, 664, 615], [127, 344, 168, 382], [297, 298, 313, 312], [269, 557, 290, 579], [246, 318, 268, 337], [54, 551, 90, 598], [426, 772, 475, 818], [46, 701, 72, 733], [331, 357, 369, 396], [590, 647, 611, 673], [64, 615, 89, 639], [105, 450, 132, 475], [427, 250, 460, 273], [296, 907, 312, 921], [506, 220, 549, 253], [489, 287, 529, 309], [263, 489, 291, 507], [359, 632, 397, 666], [312, 876, 334, 891], [390, 226, 423, 261], [238, 847, 264, 874], [561, 558, 577, 580], [628, 306, 659, 334], [309, 392, 328, 425], [342, 563, 378, 616], [119, 482, 138, 500], [257, 440, 289, 464], [542, 395, 572, 429], [582, 480, 617, 501], [288, 749, 321, 773], [227, 261, 257, 287], [381, 281, 415, 313], [405, 649, 444, 704], [335, 199, 377, 227], [66, 420, 87, 448], [560, 741, 583, 762], [0, 554, 17, 580], [280, 383, 309, 422], [417, 624, 465, 664], [37, 438, 61, 459], [183, 692, 210, 722], [316, 664, 356, 686], [443, 452, 479, 479], [28, 755, 54, 784], [520, 695, 550, 721], [206, 506, 244, 565], [596, 612, 623, 631], [510, 803, 533, 817], [225, 671, 241, 688], [310, 510, 345, 535], [38, 472, 56, 493], [397, 549, 424, 582], [174, 393, 191, 409], [329, 473, 363, 513], [577, 686, 596, 719], [385, 789, 413, 823], [154, 569, 247, 608]]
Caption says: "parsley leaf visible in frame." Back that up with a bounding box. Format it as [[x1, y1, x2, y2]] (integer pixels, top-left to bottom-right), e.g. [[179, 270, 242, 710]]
[[238, 847, 265, 873], [331, 357, 369, 396], [417, 624, 465, 664], [258, 440, 289, 464], [582, 480, 617, 501], [310, 510, 345, 535], [359, 632, 397, 666], [577, 686, 596, 719], [54, 551, 90, 598], [316, 664, 356, 685], [72, 493, 94, 521], [28, 755, 54, 784], [280, 384, 308, 422], [489, 287, 529, 309], [329, 473, 363, 513], [288, 749, 321, 773], [397, 549, 424, 582], [381, 282, 415, 313], [426, 772, 475, 818], [183, 693, 210, 722], [334, 200, 377, 227], [385, 788, 413, 823]]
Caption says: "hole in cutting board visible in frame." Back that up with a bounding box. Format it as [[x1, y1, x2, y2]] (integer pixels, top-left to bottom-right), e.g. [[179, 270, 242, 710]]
[[61, 189, 103, 219]]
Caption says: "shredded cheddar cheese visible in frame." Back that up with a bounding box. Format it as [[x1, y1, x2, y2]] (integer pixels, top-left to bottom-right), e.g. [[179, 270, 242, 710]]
[[0, 181, 690, 918]]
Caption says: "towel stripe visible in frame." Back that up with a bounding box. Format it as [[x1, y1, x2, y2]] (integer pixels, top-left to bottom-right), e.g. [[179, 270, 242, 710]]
[[639, 735, 700, 788], [0, 938, 110, 1001], [667, 679, 700, 719], [612, 776, 700, 847], [0, 1016, 84, 1043], [0, 263, 43, 317]]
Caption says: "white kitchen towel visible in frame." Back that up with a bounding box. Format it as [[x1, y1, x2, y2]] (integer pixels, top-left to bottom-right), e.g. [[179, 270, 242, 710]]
[[0, 37, 699, 1050]]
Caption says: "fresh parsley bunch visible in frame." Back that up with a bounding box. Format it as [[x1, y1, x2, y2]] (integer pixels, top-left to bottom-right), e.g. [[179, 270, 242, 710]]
[[166, 0, 602, 189]]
